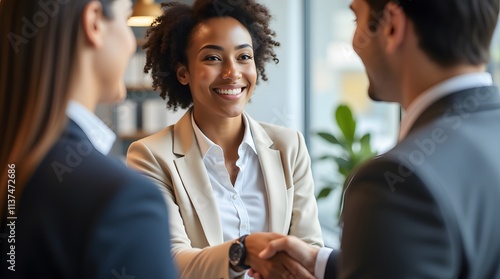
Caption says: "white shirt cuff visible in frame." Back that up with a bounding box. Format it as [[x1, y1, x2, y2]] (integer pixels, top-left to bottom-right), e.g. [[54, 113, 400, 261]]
[[229, 267, 246, 279], [314, 247, 334, 279]]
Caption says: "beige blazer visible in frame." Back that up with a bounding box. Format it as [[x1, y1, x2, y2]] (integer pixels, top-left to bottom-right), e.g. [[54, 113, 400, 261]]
[[127, 110, 323, 279]]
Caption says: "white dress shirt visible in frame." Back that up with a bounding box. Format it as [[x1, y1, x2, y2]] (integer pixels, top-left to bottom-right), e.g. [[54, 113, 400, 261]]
[[399, 72, 493, 140], [192, 113, 268, 278], [66, 100, 116, 155]]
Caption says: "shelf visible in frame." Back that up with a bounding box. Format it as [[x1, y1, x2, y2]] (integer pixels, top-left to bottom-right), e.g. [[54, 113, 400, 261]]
[[126, 85, 156, 91], [124, 90, 161, 102]]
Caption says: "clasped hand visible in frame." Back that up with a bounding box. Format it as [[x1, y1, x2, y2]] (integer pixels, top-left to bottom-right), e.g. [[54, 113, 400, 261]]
[[243, 233, 317, 279]]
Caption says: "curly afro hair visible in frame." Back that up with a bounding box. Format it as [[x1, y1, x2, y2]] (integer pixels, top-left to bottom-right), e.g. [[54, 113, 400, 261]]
[[143, 0, 280, 110]]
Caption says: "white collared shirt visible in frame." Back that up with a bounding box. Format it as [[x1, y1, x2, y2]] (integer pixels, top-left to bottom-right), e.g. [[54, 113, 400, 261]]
[[66, 100, 116, 155], [191, 113, 269, 243], [399, 72, 493, 140]]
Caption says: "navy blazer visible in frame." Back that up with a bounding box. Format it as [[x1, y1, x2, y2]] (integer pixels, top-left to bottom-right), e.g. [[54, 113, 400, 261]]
[[1, 120, 177, 279], [331, 86, 500, 278]]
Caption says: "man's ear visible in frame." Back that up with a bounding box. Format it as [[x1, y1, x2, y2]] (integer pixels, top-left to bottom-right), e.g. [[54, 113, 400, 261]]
[[81, 1, 105, 48], [383, 2, 406, 54], [176, 65, 190, 85]]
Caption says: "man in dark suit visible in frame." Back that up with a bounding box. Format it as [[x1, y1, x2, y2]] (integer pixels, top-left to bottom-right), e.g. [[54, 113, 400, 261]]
[[256, 0, 500, 278]]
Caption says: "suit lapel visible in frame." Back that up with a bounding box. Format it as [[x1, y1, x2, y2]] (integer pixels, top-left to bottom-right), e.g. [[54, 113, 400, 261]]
[[410, 86, 500, 135], [247, 114, 288, 233], [172, 110, 224, 245]]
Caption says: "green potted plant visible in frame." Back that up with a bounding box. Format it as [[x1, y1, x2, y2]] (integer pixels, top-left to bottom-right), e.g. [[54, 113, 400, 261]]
[[315, 104, 377, 218]]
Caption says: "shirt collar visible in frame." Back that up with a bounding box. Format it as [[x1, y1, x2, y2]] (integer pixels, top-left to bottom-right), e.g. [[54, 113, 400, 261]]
[[191, 112, 257, 159], [399, 72, 493, 140], [66, 100, 116, 155]]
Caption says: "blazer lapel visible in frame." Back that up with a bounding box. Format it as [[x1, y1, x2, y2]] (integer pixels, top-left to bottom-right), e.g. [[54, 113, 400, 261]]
[[172, 110, 224, 246], [247, 114, 288, 233], [410, 86, 500, 135]]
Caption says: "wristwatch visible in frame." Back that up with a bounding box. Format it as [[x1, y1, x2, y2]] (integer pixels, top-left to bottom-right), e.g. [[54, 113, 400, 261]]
[[229, 234, 251, 270]]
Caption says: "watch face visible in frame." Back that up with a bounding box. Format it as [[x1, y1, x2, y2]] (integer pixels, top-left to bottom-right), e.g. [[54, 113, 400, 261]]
[[229, 243, 243, 266]]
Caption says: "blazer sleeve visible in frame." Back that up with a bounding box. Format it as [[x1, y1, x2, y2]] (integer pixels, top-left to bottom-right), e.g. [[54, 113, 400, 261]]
[[127, 141, 242, 279], [339, 158, 456, 279], [288, 131, 324, 247], [85, 178, 178, 279]]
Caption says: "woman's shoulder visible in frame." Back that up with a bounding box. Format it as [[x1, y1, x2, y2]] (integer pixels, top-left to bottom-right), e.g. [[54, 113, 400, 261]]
[[256, 121, 298, 133], [135, 124, 176, 146], [249, 119, 304, 149], [249, 115, 301, 137], [126, 124, 177, 163]]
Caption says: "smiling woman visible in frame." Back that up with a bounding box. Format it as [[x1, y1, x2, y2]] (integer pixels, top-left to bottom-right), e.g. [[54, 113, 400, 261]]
[[125, 0, 324, 278], [176, 17, 257, 123]]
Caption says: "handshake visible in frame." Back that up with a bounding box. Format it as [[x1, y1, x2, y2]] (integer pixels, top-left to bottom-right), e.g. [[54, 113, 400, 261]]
[[235, 233, 329, 279]]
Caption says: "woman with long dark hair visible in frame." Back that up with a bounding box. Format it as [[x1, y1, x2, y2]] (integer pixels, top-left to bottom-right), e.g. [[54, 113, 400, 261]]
[[0, 0, 176, 278]]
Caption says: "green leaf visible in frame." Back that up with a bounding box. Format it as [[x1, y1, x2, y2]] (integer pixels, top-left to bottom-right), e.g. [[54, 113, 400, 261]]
[[317, 155, 336, 161], [314, 102, 379, 217], [359, 133, 371, 149], [334, 157, 351, 170], [316, 132, 341, 145], [339, 168, 350, 178], [335, 105, 356, 145], [359, 133, 376, 161], [316, 187, 334, 200]]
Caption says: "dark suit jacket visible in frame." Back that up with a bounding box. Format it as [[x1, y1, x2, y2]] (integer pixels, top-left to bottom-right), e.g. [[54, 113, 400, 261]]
[[327, 86, 500, 279], [1, 120, 177, 279]]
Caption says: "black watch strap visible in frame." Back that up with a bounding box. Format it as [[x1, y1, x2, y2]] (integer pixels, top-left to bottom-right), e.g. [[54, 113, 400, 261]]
[[237, 234, 251, 269]]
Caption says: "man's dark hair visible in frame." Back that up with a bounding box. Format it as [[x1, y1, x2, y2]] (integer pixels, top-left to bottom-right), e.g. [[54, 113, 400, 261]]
[[143, 0, 280, 110], [365, 0, 499, 67]]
